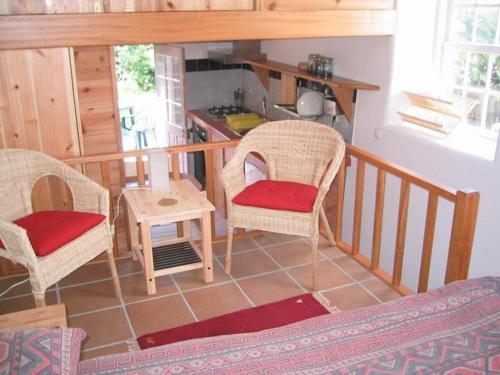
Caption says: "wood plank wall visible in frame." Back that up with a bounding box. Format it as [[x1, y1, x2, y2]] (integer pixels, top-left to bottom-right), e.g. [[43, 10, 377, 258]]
[[0, 47, 81, 210], [0, 47, 81, 275], [0, 0, 254, 14], [73, 46, 128, 253]]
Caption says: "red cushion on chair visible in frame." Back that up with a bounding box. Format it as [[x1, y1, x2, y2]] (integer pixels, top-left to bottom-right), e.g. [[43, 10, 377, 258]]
[[232, 180, 319, 213], [0, 211, 106, 257]]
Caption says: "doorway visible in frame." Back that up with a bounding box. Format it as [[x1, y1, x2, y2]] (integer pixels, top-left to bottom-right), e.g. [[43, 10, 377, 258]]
[[114, 44, 187, 153]]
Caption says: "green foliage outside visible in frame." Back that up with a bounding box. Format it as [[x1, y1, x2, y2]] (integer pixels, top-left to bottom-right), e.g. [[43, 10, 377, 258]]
[[115, 45, 155, 93], [452, 8, 498, 88]]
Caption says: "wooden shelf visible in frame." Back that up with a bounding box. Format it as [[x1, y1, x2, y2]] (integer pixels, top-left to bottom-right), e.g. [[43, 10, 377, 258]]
[[247, 59, 380, 91], [246, 59, 379, 123], [399, 91, 478, 135]]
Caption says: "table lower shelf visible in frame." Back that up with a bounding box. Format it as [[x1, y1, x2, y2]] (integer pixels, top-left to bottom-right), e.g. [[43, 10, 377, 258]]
[[139, 241, 204, 276]]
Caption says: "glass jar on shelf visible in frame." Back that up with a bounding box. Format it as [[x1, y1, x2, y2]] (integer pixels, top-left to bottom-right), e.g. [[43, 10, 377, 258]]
[[314, 56, 325, 77], [308, 54, 319, 74], [322, 57, 334, 78]]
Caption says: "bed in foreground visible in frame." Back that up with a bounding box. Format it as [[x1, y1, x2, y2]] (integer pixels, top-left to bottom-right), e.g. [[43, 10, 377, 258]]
[[80, 276, 500, 374]]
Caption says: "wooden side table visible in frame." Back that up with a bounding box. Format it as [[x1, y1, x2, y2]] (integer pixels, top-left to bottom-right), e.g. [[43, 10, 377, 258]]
[[125, 179, 215, 295]]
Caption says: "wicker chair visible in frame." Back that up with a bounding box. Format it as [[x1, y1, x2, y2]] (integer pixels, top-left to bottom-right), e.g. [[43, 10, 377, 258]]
[[0, 149, 122, 306], [222, 120, 345, 290]]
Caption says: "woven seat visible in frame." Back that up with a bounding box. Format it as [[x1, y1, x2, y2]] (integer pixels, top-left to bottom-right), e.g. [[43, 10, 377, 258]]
[[222, 120, 345, 290], [0, 149, 122, 307]]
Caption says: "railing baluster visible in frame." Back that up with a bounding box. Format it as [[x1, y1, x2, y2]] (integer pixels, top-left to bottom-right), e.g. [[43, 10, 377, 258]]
[[171, 153, 181, 180], [392, 179, 410, 287], [100, 161, 111, 190], [371, 169, 386, 270], [100, 161, 118, 256], [352, 159, 365, 255], [418, 192, 438, 293], [445, 189, 480, 283], [334, 158, 346, 244], [136, 157, 145, 186], [204, 149, 216, 237]]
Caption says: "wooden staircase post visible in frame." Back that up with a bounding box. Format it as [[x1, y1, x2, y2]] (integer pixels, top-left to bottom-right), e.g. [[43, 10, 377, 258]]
[[445, 189, 480, 283]]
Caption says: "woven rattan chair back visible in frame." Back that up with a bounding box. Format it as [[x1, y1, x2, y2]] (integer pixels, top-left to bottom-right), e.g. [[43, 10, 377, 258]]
[[0, 149, 103, 222]]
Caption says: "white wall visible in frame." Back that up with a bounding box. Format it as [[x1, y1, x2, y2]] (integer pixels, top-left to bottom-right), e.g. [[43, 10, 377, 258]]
[[262, 1, 500, 290], [179, 42, 233, 59]]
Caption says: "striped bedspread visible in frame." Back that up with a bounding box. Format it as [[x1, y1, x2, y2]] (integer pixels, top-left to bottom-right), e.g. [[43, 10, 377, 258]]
[[80, 276, 500, 374]]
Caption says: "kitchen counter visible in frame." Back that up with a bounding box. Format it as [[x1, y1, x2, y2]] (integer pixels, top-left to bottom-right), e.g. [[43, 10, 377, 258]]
[[187, 109, 245, 141]]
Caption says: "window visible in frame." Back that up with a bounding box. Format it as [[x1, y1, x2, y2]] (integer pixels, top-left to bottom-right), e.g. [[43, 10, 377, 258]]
[[442, 0, 500, 134]]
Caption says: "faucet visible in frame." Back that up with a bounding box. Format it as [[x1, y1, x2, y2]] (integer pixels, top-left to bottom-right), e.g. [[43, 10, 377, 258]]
[[262, 96, 267, 117]]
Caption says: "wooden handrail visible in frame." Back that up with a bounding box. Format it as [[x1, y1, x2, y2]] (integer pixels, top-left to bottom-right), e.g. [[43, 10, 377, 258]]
[[63, 140, 240, 165], [346, 145, 457, 202]]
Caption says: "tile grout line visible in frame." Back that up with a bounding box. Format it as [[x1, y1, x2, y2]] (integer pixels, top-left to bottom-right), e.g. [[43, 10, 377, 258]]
[[212, 237, 306, 259], [123, 291, 180, 307], [317, 281, 358, 295], [213, 256, 255, 307], [326, 257, 383, 304], [0, 270, 145, 302], [81, 339, 129, 353], [69, 304, 123, 319], [170, 275, 199, 322], [356, 280, 384, 304], [119, 295, 137, 339], [250, 237, 308, 294]]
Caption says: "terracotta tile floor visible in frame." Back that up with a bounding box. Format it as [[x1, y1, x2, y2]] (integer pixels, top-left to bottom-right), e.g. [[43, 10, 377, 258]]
[[0, 232, 403, 360]]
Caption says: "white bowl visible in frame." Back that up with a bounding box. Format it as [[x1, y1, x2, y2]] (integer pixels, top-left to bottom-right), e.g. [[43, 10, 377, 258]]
[[297, 91, 323, 117]]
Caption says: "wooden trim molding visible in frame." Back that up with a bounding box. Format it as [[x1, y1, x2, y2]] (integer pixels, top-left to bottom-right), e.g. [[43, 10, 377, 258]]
[[0, 10, 397, 50]]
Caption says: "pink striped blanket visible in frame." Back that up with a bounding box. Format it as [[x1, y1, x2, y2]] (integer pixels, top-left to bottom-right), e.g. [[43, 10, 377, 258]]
[[80, 276, 500, 374]]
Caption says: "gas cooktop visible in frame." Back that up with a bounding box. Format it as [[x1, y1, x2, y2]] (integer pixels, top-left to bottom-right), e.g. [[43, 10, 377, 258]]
[[204, 105, 250, 120]]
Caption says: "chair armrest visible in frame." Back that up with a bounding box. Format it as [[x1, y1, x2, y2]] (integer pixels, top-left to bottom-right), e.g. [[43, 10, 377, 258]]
[[221, 150, 249, 201], [311, 151, 345, 216], [0, 220, 37, 264]]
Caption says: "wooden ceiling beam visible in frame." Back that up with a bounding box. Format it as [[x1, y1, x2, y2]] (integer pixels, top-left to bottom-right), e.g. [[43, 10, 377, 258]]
[[0, 10, 396, 50]]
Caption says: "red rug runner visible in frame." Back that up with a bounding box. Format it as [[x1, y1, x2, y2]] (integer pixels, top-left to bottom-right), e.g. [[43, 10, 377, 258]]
[[137, 293, 329, 349]]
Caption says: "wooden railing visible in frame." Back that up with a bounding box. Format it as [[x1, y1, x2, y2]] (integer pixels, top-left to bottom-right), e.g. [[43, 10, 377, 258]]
[[64, 140, 240, 245], [334, 145, 480, 295], [64, 140, 479, 295]]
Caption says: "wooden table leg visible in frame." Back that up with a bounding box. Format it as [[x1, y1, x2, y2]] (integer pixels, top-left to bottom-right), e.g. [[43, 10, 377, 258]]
[[140, 221, 156, 295], [126, 202, 139, 261], [201, 212, 214, 283], [182, 220, 191, 240]]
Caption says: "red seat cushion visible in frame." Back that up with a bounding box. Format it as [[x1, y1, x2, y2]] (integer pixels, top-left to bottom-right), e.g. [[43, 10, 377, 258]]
[[0, 211, 106, 257], [232, 180, 319, 213]]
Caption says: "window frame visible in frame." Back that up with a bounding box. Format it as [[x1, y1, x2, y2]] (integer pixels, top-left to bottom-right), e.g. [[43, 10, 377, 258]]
[[441, 0, 500, 133]]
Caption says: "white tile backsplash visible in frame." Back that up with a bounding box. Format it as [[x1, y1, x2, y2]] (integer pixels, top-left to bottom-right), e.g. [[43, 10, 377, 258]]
[[185, 69, 244, 110]]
